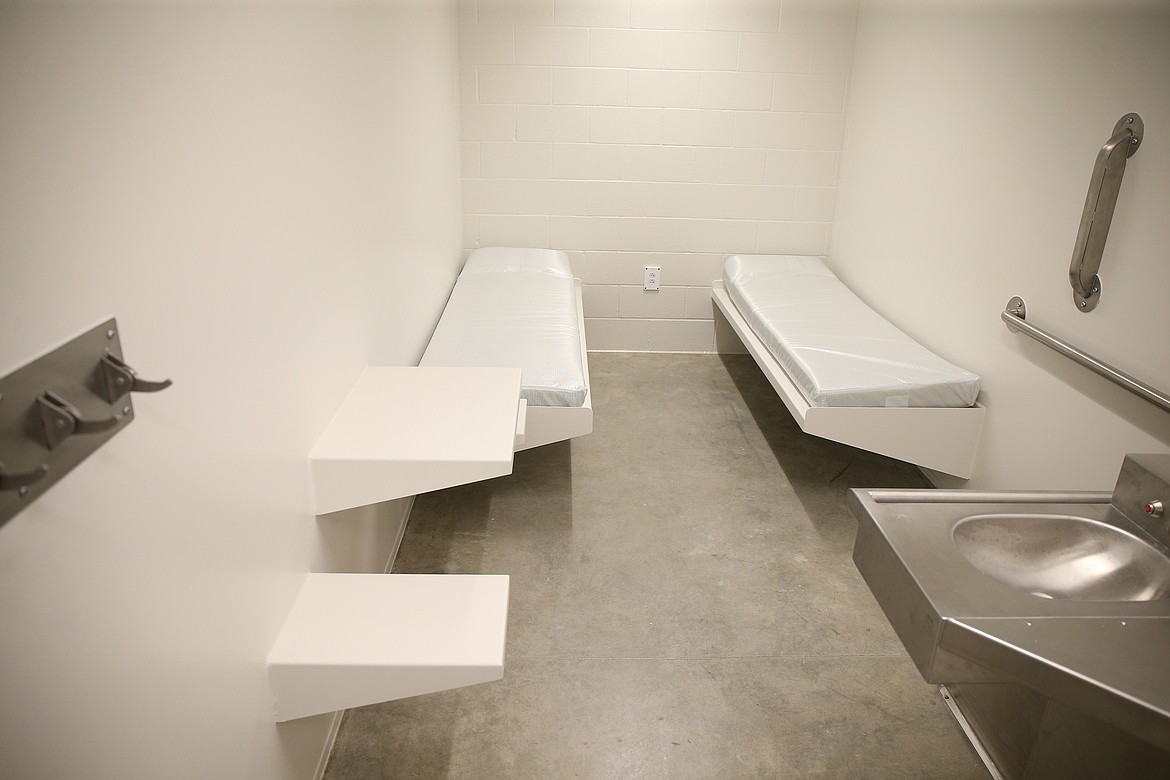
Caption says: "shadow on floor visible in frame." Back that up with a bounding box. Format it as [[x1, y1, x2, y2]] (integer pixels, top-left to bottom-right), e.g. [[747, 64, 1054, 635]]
[[394, 441, 576, 576], [719, 352, 931, 540]]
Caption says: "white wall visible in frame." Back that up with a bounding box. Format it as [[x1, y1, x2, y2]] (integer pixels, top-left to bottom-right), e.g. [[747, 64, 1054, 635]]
[[833, 0, 1170, 489], [458, 0, 858, 351], [0, 2, 461, 778]]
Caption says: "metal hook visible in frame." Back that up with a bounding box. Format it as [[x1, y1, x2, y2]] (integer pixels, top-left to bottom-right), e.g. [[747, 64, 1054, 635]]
[[99, 352, 172, 402], [37, 391, 119, 449], [0, 461, 49, 493]]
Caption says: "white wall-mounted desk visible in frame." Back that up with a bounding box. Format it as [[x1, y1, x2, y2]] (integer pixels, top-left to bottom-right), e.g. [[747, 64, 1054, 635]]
[[309, 366, 524, 515]]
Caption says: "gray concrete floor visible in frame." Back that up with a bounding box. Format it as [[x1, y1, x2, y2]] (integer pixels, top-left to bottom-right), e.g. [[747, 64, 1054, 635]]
[[324, 353, 988, 779]]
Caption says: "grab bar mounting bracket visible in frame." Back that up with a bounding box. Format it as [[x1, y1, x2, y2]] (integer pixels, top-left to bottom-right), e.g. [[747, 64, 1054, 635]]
[[1005, 296, 1026, 327]]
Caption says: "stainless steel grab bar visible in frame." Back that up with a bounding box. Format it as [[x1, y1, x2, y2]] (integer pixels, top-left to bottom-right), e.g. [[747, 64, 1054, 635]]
[[1067, 113, 1143, 312], [1003, 296, 1170, 412]]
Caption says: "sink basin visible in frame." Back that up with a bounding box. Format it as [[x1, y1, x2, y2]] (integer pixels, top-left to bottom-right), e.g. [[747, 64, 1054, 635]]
[[849, 467, 1170, 768], [953, 514, 1170, 602]]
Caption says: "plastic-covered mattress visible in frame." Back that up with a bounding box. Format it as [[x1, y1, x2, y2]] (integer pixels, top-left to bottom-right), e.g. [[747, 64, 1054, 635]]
[[420, 248, 588, 408], [723, 255, 981, 408]]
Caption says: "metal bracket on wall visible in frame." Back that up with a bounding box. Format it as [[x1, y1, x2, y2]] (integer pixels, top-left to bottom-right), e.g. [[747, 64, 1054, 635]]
[[0, 318, 171, 528], [1067, 113, 1144, 313]]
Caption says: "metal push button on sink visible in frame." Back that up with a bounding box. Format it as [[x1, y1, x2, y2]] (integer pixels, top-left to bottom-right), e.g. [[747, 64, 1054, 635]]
[[952, 513, 1170, 602]]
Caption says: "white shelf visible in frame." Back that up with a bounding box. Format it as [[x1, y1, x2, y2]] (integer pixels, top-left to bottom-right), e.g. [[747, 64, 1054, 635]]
[[309, 366, 524, 515], [267, 573, 510, 722]]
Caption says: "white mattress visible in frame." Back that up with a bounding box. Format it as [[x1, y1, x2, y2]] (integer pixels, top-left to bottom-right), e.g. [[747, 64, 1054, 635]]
[[723, 255, 981, 408], [420, 248, 588, 408]]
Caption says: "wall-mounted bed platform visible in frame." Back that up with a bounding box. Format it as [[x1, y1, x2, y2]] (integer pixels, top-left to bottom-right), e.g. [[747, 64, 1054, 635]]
[[421, 247, 592, 451], [713, 255, 984, 479]]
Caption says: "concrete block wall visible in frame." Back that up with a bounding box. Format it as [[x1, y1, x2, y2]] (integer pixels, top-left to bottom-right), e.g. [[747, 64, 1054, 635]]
[[458, 0, 857, 351]]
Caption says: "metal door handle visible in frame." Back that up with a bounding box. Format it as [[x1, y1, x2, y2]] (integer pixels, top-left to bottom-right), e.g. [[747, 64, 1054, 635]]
[[38, 391, 119, 449], [100, 353, 172, 402], [0, 461, 49, 492]]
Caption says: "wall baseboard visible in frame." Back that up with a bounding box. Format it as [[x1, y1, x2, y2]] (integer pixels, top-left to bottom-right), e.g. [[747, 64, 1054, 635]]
[[583, 317, 716, 352]]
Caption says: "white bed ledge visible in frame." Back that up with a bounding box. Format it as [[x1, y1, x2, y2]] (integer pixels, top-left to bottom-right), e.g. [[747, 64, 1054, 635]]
[[267, 573, 509, 722], [516, 280, 593, 451], [713, 281, 985, 479], [420, 247, 593, 452]]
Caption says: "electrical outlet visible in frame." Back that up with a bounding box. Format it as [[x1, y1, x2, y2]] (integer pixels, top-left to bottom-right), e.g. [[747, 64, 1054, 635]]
[[644, 266, 661, 291]]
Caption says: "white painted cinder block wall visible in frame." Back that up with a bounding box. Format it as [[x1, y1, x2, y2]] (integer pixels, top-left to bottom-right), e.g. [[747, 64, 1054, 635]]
[[0, 2, 461, 779], [458, 0, 857, 351], [833, 0, 1170, 489]]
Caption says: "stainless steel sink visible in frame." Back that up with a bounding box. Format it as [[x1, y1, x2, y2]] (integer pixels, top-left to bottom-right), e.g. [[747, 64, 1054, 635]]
[[848, 453, 1170, 777], [952, 513, 1170, 602]]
